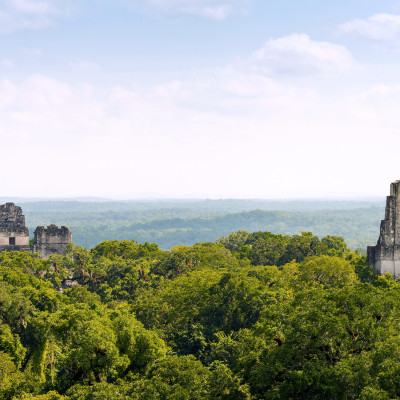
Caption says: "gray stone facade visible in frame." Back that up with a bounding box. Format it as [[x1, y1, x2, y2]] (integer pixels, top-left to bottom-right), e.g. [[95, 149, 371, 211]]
[[368, 180, 400, 276], [0, 203, 30, 252], [0, 202, 72, 258], [33, 225, 72, 259]]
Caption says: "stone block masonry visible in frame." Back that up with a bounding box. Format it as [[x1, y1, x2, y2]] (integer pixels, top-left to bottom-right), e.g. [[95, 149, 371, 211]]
[[0, 203, 30, 252], [0, 202, 72, 258], [33, 225, 72, 259], [368, 180, 400, 276]]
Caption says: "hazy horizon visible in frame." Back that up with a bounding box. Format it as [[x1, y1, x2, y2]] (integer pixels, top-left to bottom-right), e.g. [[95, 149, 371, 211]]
[[0, 195, 386, 203]]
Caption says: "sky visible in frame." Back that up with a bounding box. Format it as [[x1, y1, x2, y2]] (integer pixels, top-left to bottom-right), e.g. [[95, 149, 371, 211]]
[[1, 0, 400, 199]]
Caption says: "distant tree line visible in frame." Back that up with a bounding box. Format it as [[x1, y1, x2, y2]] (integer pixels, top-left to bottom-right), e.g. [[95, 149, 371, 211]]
[[25, 206, 383, 250]]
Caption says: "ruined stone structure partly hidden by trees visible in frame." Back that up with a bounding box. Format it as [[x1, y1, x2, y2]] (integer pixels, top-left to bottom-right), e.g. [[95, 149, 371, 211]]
[[33, 225, 72, 259], [368, 179, 400, 276], [0, 203, 30, 252], [0, 202, 71, 258]]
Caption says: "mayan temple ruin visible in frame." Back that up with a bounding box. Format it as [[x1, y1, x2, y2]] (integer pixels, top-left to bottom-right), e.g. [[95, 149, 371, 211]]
[[33, 225, 72, 259], [0, 203, 30, 252], [0, 202, 72, 259], [368, 180, 400, 276]]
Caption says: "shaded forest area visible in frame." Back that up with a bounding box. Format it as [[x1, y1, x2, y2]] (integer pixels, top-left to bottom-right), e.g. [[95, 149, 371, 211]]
[[1, 231, 399, 399], [21, 199, 385, 250]]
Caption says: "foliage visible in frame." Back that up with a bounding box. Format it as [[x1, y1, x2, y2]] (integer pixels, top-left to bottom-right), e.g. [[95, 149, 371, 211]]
[[3, 231, 400, 399]]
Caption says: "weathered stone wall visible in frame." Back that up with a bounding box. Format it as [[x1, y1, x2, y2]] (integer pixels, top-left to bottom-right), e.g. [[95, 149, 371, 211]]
[[368, 180, 400, 276], [0, 236, 29, 246], [33, 225, 72, 259], [0, 202, 28, 228], [0, 203, 73, 258], [0, 203, 30, 252]]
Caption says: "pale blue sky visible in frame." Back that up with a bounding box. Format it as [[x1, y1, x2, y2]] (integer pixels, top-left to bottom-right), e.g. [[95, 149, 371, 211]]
[[1, 0, 400, 198]]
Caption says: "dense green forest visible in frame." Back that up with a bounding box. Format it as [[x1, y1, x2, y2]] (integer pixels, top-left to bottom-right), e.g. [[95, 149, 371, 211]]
[[2, 230, 400, 399], [19, 200, 385, 250]]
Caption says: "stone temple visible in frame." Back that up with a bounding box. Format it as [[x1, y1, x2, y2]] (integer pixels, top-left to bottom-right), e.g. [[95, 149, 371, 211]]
[[368, 180, 400, 276], [33, 225, 72, 259], [0, 203, 72, 259], [0, 203, 30, 252]]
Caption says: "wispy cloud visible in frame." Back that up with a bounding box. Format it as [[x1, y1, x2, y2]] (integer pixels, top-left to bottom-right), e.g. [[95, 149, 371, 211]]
[[0, 0, 251, 33], [251, 34, 354, 76], [0, 61, 391, 198], [131, 0, 252, 20], [8, 0, 55, 15], [339, 13, 400, 40], [0, 0, 70, 33], [1, 59, 14, 69]]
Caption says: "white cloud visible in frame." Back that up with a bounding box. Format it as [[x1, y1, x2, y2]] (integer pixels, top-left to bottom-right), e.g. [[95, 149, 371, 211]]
[[0, 0, 251, 33], [0, 61, 315, 197], [0, 33, 396, 198], [8, 0, 54, 15], [0, 0, 70, 33], [251, 34, 354, 75], [359, 84, 400, 99], [0, 65, 381, 198], [132, 0, 252, 20], [339, 13, 400, 40]]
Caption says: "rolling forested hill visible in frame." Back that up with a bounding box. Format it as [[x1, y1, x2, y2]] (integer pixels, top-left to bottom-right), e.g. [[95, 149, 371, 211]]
[[19, 199, 385, 250]]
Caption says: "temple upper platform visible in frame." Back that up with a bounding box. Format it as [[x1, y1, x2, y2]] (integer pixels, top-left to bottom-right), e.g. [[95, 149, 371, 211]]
[[368, 180, 400, 276]]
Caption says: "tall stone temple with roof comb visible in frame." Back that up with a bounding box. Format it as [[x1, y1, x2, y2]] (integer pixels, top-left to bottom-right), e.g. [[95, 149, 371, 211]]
[[0, 202, 72, 259], [368, 180, 400, 277]]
